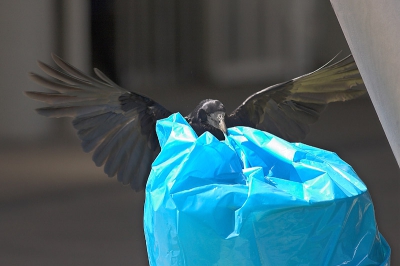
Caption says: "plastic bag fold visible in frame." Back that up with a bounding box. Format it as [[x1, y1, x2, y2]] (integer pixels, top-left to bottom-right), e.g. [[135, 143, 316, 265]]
[[144, 113, 390, 266]]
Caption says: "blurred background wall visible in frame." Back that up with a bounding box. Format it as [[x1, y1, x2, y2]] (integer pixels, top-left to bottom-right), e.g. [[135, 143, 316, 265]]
[[0, 0, 398, 265]]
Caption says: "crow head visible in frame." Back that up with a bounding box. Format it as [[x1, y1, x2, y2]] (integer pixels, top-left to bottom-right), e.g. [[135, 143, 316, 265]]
[[188, 99, 227, 135]]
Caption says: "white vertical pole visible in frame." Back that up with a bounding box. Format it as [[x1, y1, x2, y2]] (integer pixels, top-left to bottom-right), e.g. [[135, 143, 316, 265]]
[[331, 0, 400, 168]]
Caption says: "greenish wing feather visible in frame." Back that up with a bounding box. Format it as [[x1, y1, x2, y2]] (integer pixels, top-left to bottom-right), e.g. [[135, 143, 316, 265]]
[[228, 55, 365, 142]]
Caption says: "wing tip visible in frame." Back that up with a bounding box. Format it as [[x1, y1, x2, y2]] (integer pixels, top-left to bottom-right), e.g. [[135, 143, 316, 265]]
[[51, 52, 61, 62], [24, 90, 38, 99], [35, 107, 54, 117], [36, 60, 48, 69]]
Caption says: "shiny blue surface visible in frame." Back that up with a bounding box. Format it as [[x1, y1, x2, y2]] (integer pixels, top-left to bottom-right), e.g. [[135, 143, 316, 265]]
[[144, 113, 390, 265]]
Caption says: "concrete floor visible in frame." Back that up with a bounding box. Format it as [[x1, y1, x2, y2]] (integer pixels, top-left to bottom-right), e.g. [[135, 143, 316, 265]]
[[0, 97, 399, 265]]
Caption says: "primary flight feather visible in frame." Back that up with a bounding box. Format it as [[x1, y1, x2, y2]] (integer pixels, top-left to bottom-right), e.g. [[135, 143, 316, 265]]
[[26, 54, 365, 191]]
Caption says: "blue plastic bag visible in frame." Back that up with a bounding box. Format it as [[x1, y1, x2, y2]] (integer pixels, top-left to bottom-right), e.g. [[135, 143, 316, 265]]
[[144, 113, 390, 266]]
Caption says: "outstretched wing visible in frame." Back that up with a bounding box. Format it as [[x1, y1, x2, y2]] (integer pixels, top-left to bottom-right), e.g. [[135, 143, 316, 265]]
[[226, 55, 365, 141], [25, 54, 172, 190]]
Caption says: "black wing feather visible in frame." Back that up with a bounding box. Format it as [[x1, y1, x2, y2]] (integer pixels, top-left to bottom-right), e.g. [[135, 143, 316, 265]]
[[26, 54, 172, 191], [227, 55, 365, 142]]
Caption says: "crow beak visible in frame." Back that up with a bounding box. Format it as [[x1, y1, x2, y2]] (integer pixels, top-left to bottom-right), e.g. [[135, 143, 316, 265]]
[[217, 113, 227, 134], [207, 112, 227, 134]]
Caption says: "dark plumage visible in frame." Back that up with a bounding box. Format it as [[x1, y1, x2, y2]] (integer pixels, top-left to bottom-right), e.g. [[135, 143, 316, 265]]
[[26, 54, 365, 190]]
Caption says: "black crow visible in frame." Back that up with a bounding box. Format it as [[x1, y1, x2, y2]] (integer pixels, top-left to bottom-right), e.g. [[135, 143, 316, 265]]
[[25, 54, 365, 191]]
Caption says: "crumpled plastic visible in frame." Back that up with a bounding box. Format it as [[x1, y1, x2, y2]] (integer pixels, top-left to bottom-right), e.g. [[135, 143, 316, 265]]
[[144, 113, 390, 266]]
